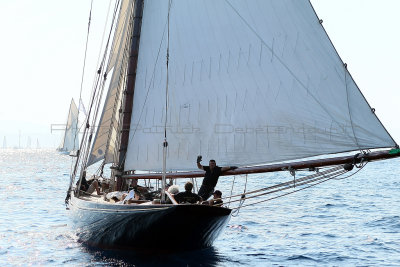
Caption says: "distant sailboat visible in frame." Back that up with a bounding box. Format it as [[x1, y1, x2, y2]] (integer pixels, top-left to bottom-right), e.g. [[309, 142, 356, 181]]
[[13, 130, 22, 149], [26, 136, 32, 149], [57, 99, 79, 154], [66, 0, 400, 250]]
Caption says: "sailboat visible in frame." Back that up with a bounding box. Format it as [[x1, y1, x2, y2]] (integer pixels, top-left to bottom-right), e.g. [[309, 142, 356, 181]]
[[26, 136, 32, 149], [66, 0, 400, 250], [57, 99, 80, 155]]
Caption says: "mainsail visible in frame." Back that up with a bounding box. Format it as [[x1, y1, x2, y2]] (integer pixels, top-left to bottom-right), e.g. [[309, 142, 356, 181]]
[[80, 0, 398, 176], [120, 0, 396, 172], [58, 99, 79, 152]]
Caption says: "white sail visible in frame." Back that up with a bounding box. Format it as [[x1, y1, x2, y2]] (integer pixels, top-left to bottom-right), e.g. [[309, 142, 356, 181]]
[[58, 99, 79, 152], [26, 137, 31, 149], [87, 0, 135, 166], [122, 0, 395, 172]]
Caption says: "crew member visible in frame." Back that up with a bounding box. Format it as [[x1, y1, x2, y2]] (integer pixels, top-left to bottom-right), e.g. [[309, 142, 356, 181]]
[[196, 155, 237, 200]]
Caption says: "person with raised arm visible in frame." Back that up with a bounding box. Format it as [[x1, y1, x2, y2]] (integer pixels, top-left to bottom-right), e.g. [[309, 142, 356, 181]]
[[196, 155, 237, 200]]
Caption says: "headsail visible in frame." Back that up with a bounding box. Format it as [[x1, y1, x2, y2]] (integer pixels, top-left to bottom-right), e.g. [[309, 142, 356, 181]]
[[123, 0, 396, 172], [87, 0, 135, 166]]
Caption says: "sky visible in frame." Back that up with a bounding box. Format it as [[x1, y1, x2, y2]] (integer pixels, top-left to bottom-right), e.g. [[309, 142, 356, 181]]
[[0, 0, 399, 149]]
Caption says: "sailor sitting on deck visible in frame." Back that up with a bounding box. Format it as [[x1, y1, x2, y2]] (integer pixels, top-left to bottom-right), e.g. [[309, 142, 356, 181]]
[[208, 190, 223, 206], [128, 179, 150, 200], [165, 185, 180, 204], [174, 182, 202, 204], [122, 189, 140, 204], [78, 171, 101, 195]]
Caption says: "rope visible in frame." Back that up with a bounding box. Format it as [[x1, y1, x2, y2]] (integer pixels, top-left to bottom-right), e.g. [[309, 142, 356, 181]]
[[164, 0, 171, 140], [229, 169, 345, 205], [194, 178, 198, 192], [223, 165, 343, 201], [227, 176, 236, 208], [335, 160, 367, 180], [231, 174, 248, 217], [231, 168, 348, 210], [66, 0, 95, 204], [222, 166, 347, 210], [72, 1, 121, 199]]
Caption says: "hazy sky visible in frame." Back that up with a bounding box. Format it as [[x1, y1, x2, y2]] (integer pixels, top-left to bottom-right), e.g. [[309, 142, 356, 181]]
[[0, 0, 399, 148]]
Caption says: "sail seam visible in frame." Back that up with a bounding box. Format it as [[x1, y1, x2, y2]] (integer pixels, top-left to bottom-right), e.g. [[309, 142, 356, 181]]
[[126, 9, 169, 157], [223, 0, 356, 142]]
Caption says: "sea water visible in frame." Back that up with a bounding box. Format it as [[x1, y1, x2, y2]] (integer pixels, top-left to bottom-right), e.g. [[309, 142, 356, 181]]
[[0, 149, 399, 266]]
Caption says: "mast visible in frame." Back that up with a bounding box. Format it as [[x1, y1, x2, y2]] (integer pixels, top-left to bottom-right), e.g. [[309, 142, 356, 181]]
[[160, 0, 172, 202], [116, 0, 144, 189]]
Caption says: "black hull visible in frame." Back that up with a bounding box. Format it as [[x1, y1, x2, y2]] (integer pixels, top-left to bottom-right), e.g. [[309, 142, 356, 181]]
[[68, 194, 231, 250]]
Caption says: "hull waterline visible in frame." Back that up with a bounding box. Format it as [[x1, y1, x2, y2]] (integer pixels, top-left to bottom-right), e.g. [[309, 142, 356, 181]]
[[68, 194, 231, 250]]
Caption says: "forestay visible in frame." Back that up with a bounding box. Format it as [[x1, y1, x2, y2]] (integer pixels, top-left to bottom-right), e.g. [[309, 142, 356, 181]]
[[121, 0, 395, 172]]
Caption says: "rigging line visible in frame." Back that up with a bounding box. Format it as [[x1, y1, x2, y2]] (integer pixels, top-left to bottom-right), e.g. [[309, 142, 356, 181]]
[[78, 1, 122, 180], [87, 0, 129, 166], [223, 0, 356, 142], [164, 0, 172, 139], [243, 174, 248, 193], [78, 0, 116, 140], [231, 170, 347, 210], [86, 3, 120, 131], [334, 161, 367, 180], [67, 0, 95, 199], [77, 0, 94, 117], [89, 1, 121, 123], [344, 66, 360, 149], [220, 166, 343, 200], [91, 3, 134, 170], [227, 176, 236, 208], [307, 2, 397, 148], [227, 169, 347, 205], [223, 168, 344, 203], [95, 0, 115, 74], [160, 0, 172, 201], [231, 174, 248, 216]]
